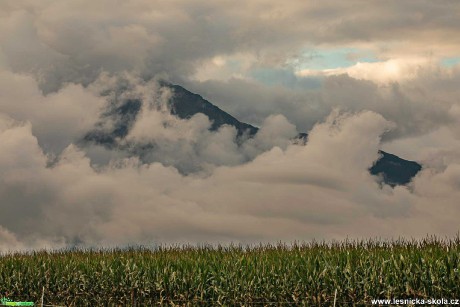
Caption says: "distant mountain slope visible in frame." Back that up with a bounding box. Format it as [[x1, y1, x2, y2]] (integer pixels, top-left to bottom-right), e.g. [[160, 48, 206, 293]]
[[84, 82, 422, 186], [164, 84, 422, 186], [167, 84, 259, 137], [369, 151, 422, 186], [84, 98, 142, 146]]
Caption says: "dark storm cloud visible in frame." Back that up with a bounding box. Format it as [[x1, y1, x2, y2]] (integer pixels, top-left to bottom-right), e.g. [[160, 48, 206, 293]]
[[2, 0, 460, 91]]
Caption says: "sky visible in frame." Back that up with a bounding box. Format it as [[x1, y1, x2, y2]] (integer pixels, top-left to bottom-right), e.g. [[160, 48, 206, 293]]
[[1, 0, 460, 250]]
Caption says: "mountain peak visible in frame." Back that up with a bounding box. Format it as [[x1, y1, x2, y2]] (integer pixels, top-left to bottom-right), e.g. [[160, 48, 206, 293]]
[[164, 83, 259, 137], [84, 82, 421, 186]]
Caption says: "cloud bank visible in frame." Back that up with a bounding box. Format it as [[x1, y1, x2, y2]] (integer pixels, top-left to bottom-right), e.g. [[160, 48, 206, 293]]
[[1, 0, 460, 249]]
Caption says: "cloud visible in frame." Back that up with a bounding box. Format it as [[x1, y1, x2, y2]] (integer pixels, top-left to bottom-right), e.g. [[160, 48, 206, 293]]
[[187, 65, 456, 146], [1, 107, 460, 249], [1, 0, 460, 249], [297, 57, 436, 84], [2, 0, 460, 92], [0, 70, 106, 153], [80, 74, 300, 173]]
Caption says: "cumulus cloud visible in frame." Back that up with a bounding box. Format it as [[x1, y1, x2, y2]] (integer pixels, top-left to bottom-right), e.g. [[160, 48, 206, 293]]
[[2, 0, 460, 91], [79, 74, 300, 173], [0, 70, 106, 153], [126, 104, 298, 173], [1, 107, 460, 249], [187, 67, 456, 146], [1, 0, 460, 249], [297, 57, 436, 84]]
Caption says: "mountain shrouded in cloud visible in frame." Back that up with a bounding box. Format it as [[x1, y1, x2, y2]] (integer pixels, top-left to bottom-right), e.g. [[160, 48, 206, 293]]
[[1, 0, 460, 249], [82, 77, 420, 185]]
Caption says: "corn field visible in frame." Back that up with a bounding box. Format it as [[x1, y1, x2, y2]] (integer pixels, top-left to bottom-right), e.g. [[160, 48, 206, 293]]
[[0, 237, 459, 306]]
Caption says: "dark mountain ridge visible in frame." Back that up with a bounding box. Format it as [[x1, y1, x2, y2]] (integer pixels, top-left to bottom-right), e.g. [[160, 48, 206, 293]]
[[167, 84, 259, 137], [84, 82, 421, 186]]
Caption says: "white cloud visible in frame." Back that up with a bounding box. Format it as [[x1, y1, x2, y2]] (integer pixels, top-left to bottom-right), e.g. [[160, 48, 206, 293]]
[[1, 108, 460, 249], [0, 70, 106, 153], [1, 0, 460, 249], [2, 0, 460, 91], [297, 57, 436, 84]]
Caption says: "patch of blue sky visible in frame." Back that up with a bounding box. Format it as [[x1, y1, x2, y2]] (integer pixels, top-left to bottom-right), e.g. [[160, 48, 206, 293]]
[[248, 47, 378, 88], [441, 57, 460, 67], [298, 47, 379, 70]]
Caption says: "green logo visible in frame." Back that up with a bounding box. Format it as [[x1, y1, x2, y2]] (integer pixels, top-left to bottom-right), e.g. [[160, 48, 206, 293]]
[[0, 297, 34, 306]]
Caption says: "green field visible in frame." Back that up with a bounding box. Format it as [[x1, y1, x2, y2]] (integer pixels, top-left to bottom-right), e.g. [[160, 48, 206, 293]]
[[0, 237, 459, 306]]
